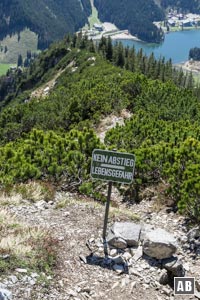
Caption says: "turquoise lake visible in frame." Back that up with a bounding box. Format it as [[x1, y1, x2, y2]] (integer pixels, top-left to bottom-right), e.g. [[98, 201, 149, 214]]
[[118, 29, 200, 64]]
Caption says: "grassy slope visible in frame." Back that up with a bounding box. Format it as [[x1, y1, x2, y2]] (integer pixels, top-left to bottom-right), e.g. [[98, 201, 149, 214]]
[[0, 64, 15, 76], [0, 28, 38, 64], [83, 0, 101, 29]]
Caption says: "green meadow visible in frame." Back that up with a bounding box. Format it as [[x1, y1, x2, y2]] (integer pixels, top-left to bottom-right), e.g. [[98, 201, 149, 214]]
[[0, 64, 15, 76]]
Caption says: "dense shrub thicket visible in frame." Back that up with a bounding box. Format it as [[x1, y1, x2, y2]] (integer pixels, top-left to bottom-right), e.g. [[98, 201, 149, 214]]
[[0, 128, 101, 190], [0, 36, 199, 222]]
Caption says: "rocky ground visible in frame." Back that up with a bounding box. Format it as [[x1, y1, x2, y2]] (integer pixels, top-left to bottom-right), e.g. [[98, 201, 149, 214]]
[[175, 60, 200, 74], [0, 190, 200, 300]]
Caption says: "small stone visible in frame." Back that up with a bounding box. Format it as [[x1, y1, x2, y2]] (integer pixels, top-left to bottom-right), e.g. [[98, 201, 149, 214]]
[[112, 282, 119, 289], [79, 255, 87, 264], [8, 276, 18, 284], [132, 246, 143, 261], [187, 227, 200, 242], [150, 267, 156, 272], [98, 247, 104, 253], [162, 286, 171, 296], [0, 289, 12, 300], [159, 269, 169, 285], [121, 277, 130, 287], [195, 291, 200, 299], [140, 263, 150, 269], [137, 267, 143, 272], [144, 277, 151, 284], [22, 275, 29, 283], [110, 249, 118, 257], [0, 255, 10, 260], [143, 283, 149, 289], [122, 252, 132, 261], [15, 268, 27, 273], [81, 287, 91, 293], [183, 262, 190, 272], [162, 256, 185, 277], [129, 268, 143, 278], [151, 281, 161, 289], [67, 289, 78, 297], [59, 280, 64, 287], [31, 273, 39, 278], [113, 264, 124, 274], [28, 279, 36, 286], [130, 281, 137, 293], [196, 280, 200, 292], [112, 255, 124, 265], [129, 248, 136, 256]]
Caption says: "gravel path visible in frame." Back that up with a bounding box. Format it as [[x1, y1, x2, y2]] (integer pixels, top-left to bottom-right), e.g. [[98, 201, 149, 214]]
[[1, 191, 199, 300]]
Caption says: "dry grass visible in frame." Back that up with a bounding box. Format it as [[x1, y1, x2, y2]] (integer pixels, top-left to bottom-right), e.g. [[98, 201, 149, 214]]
[[0, 192, 23, 206], [109, 206, 140, 221], [0, 181, 55, 205], [54, 194, 140, 222], [0, 209, 42, 256], [0, 208, 57, 273]]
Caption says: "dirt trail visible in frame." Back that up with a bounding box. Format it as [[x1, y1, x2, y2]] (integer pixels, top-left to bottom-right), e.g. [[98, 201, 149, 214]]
[[31, 61, 75, 99], [96, 109, 132, 143]]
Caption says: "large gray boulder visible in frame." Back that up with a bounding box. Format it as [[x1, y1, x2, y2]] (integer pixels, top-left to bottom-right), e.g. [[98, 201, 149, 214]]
[[107, 222, 141, 249], [142, 228, 177, 259]]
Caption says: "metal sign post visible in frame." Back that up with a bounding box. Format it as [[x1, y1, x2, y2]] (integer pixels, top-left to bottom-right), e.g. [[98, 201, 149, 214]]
[[103, 181, 112, 240], [90, 149, 135, 241]]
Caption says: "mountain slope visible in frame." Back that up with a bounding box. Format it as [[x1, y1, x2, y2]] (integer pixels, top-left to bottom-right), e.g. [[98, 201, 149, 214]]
[[0, 36, 199, 222], [94, 0, 165, 43], [0, 0, 91, 49], [161, 0, 200, 13]]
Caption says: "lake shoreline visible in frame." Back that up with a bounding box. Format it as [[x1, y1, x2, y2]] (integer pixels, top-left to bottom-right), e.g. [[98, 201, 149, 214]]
[[118, 29, 200, 65], [175, 60, 200, 74]]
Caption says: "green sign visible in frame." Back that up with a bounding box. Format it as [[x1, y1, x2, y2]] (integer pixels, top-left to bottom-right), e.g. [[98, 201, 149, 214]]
[[91, 149, 135, 184]]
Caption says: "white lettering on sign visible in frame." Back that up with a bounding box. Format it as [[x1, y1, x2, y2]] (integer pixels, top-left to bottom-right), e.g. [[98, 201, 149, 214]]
[[91, 149, 135, 184], [91, 166, 133, 180], [93, 154, 134, 167]]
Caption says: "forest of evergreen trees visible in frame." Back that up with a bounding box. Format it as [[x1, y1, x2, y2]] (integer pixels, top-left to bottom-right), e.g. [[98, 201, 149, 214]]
[[0, 0, 91, 49], [94, 0, 165, 43], [161, 0, 200, 13], [189, 47, 200, 61]]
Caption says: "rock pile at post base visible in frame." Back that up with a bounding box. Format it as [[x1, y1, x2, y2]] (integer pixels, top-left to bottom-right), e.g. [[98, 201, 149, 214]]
[[107, 222, 178, 260], [105, 222, 185, 284]]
